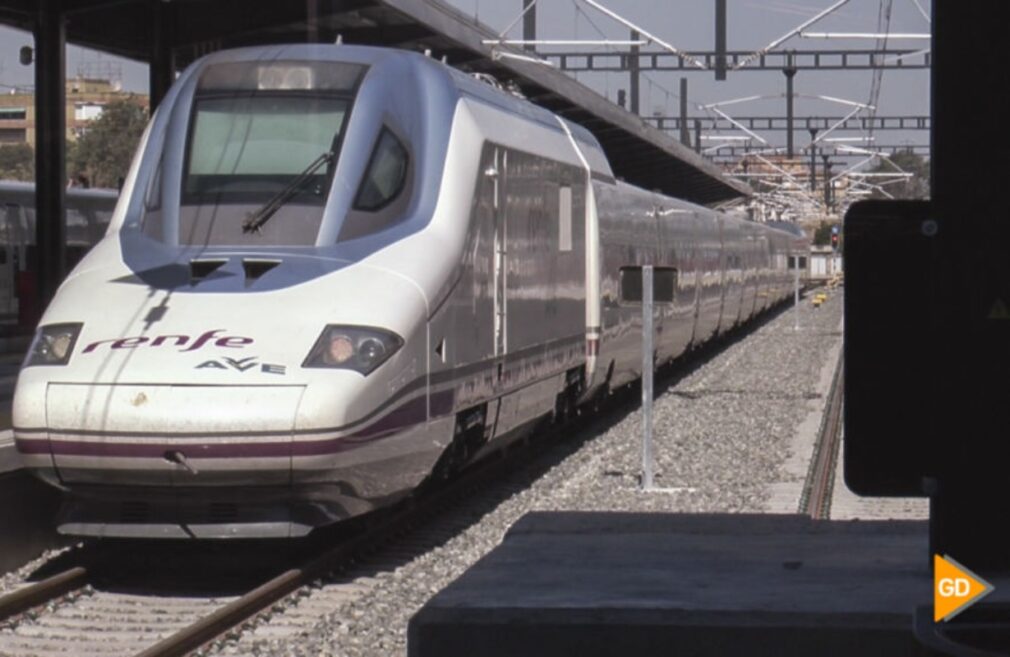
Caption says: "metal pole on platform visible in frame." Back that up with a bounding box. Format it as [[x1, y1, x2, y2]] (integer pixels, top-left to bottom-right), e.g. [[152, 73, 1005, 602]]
[[641, 265, 655, 491]]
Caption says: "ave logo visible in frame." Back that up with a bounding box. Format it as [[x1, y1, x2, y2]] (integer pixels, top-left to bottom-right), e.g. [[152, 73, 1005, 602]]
[[934, 554, 994, 622], [196, 356, 286, 375]]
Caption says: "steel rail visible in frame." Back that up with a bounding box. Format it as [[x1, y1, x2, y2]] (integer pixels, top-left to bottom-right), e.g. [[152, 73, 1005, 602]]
[[134, 430, 551, 657], [0, 566, 89, 621], [800, 348, 845, 520]]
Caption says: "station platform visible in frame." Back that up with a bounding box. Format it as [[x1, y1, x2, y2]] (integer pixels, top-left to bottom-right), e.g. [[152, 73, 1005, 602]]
[[408, 511, 995, 657]]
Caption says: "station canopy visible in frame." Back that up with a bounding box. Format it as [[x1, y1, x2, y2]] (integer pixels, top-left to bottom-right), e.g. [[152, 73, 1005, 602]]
[[2, 0, 750, 205]]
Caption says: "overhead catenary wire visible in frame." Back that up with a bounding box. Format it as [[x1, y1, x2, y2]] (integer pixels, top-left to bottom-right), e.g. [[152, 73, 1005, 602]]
[[733, 0, 853, 70], [577, 0, 707, 70], [908, 0, 931, 24], [866, 0, 894, 143]]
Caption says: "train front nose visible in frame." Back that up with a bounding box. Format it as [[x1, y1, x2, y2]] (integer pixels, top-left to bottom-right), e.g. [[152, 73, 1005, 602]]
[[43, 384, 305, 487], [27, 384, 308, 538]]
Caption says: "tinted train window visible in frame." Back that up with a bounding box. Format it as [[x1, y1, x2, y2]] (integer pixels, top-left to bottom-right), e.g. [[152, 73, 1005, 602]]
[[619, 266, 677, 303], [159, 59, 366, 247], [354, 129, 408, 211]]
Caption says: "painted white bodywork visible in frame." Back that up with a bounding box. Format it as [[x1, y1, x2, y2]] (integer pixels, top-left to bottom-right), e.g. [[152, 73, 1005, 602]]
[[13, 45, 806, 538]]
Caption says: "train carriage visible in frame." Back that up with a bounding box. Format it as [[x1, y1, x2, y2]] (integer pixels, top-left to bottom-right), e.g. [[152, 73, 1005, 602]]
[[12, 44, 807, 538]]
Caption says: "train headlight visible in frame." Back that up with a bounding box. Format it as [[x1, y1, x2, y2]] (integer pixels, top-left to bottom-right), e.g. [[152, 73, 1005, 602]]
[[24, 323, 83, 367], [303, 326, 403, 375]]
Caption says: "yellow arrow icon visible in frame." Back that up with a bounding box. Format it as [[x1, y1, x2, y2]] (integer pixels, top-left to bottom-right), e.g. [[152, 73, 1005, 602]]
[[934, 554, 995, 622]]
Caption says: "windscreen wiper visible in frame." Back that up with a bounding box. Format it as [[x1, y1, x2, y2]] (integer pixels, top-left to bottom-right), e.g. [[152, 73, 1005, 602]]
[[242, 150, 334, 234]]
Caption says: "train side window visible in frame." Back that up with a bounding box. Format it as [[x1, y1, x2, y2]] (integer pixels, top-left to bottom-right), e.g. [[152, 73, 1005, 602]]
[[654, 268, 677, 302], [353, 128, 408, 211], [620, 266, 677, 304], [787, 255, 809, 270], [620, 267, 643, 302], [558, 186, 572, 252]]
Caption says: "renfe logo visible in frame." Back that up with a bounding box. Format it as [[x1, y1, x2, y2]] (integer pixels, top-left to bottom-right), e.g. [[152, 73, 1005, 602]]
[[82, 329, 253, 354]]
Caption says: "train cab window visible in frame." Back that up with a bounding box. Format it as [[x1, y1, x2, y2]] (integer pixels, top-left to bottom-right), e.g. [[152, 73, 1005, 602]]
[[163, 60, 364, 247], [353, 128, 408, 211], [619, 266, 677, 304], [337, 128, 412, 242]]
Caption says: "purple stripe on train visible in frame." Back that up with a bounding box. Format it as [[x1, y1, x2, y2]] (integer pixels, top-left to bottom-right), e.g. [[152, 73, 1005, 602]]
[[15, 390, 453, 459]]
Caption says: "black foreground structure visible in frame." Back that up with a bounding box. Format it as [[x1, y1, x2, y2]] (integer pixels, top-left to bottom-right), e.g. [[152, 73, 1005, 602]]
[[0, 0, 749, 312]]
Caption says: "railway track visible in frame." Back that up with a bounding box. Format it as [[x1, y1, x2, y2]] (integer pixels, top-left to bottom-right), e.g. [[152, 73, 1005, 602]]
[[0, 409, 590, 657], [799, 348, 844, 520], [0, 304, 800, 657]]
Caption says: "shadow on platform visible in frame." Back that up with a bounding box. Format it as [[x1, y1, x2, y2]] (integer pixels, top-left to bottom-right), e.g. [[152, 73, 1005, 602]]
[[408, 512, 964, 657]]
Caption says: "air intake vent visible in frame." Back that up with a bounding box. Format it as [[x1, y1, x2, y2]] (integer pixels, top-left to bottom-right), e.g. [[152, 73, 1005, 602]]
[[207, 503, 238, 523], [120, 501, 149, 523], [190, 259, 227, 284], [242, 259, 280, 284]]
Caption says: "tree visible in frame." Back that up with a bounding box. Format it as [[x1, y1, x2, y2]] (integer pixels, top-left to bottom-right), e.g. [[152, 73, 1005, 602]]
[[0, 143, 34, 181], [813, 221, 838, 247], [67, 99, 147, 189], [868, 150, 930, 200]]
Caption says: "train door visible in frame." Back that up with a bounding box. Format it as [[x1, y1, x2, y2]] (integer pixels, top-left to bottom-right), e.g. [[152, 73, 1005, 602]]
[[755, 234, 771, 312], [482, 146, 507, 440], [491, 147, 508, 368], [660, 208, 696, 361]]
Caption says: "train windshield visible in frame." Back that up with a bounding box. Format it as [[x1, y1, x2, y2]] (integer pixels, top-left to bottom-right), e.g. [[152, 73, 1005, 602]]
[[143, 60, 364, 247]]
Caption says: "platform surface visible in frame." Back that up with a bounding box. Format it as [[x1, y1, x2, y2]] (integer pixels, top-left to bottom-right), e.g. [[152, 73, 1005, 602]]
[[409, 512, 1005, 657]]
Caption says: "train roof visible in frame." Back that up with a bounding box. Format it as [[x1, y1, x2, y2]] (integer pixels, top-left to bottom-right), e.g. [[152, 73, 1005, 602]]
[[181, 44, 614, 180], [3, 0, 750, 206]]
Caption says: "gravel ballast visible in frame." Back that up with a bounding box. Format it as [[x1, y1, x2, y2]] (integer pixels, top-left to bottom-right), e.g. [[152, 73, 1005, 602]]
[[214, 292, 848, 657]]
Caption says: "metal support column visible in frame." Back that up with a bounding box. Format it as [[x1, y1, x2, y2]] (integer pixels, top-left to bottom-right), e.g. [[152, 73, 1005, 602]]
[[693, 119, 702, 153], [679, 78, 690, 147], [821, 154, 833, 208], [808, 129, 819, 190], [149, 0, 174, 110], [33, 0, 66, 315], [629, 29, 640, 115], [522, 0, 536, 52], [784, 58, 797, 158], [714, 0, 727, 81]]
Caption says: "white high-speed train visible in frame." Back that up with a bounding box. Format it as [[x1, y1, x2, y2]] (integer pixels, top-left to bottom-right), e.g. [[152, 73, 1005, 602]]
[[13, 45, 807, 538]]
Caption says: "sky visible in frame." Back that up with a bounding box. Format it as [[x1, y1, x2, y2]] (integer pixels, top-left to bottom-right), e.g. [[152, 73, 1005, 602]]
[[0, 0, 931, 156]]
